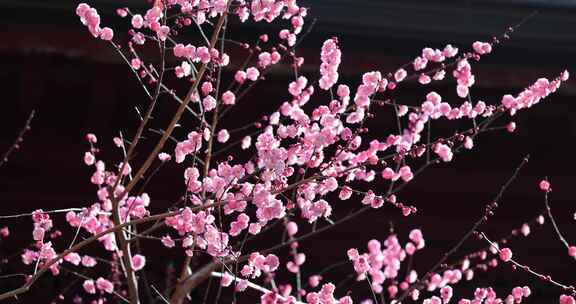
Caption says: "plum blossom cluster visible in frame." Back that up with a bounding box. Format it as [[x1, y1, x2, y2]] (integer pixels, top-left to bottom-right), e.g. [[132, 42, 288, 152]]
[[165, 208, 232, 257], [241, 252, 280, 279], [20, 210, 59, 273], [319, 38, 342, 90], [341, 231, 539, 304], [258, 282, 353, 304], [20, 209, 100, 277], [347, 229, 425, 294], [446, 286, 531, 304], [409, 44, 458, 85], [228, 221, 545, 304], [303, 283, 352, 304], [76, 3, 114, 41], [173, 43, 229, 78], [453, 59, 474, 98], [501, 71, 569, 115], [83, 277, 114, 295]]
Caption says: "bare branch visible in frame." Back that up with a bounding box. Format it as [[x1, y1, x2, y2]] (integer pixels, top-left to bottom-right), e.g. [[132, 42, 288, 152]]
[[0, 110, 35, 168]]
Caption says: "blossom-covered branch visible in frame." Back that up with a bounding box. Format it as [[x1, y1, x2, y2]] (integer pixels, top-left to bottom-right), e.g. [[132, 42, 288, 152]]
[[0, 1, 572, 304]]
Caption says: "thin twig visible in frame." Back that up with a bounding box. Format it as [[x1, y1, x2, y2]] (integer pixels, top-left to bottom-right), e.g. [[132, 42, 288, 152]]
[[151, 284, 171, 304], [479, 231, 575, 295], [0, 110, 35, 168], [396, 155, 530, 302], [0, 208, 108, 220], [543, 184, 571, 249], [211, 271, 306, 304]]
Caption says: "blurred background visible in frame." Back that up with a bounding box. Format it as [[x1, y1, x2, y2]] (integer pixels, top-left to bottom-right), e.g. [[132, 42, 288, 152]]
[[0, 0, 575, 303]]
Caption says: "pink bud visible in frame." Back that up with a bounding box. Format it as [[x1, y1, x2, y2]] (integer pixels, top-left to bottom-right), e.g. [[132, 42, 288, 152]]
[[522, 286, 531, 297], [161, 235, 175, 248], [217, 129, 230, 143], [234, 70, 246, 83], [222, 91, 236, 105], [560, 295, 576, 304], [158, 153, 171, 162], [95, 277, 114, 293], [499, 248, 513, 262], [539, 179, 551, 192], [84, 152, 95, 165], [132, 254, 146, 271], [308, 275, 322, 288], [0, 227, 9, 237], [32, 227, 45, 241], [83, 280, 96, 294], [132, 14, 144, 29], [561, 70, 570, 81], [568, 246, 576, 258], [246, 67, 260, 81], [381, 167, 395, 180], [286, 221, 298, 236], [131, 58, 142, 70], [394, 69, 407, 82], [116, 8, 128, 18], [85, 133, 97, 143], [99, 27, 114, 41]]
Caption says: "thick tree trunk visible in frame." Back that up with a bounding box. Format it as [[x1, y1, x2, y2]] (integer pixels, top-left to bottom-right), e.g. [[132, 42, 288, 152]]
[[170, 261, 221, 304]]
